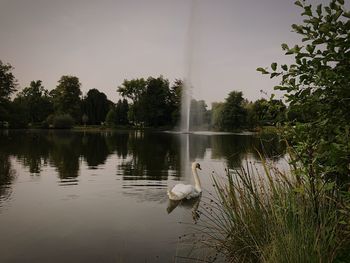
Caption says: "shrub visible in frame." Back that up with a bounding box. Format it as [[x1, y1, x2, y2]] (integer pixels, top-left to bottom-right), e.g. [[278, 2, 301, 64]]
[[52, 114, 74, 129], [105, 108, 116, 127]]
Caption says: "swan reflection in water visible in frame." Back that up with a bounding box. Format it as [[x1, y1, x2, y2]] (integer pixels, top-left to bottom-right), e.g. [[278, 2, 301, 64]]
[[166, 195, 201, 223]]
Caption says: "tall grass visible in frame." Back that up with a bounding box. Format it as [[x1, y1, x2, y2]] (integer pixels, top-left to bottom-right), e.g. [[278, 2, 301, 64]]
[[197, 155, 350, 262]]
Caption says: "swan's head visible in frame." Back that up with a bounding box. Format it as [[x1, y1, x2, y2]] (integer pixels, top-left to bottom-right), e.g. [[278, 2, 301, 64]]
[[192, 162, 201, 170]]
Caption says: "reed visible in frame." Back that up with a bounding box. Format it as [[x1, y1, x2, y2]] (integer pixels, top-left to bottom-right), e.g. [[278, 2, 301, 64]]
[[197, 156, 350, 262]]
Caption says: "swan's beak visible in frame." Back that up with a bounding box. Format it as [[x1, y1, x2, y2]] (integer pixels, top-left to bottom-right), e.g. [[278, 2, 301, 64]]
[[196, 164, 201, 170]]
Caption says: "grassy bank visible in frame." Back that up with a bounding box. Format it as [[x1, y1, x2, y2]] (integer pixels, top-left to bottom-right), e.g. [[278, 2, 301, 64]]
[[198, 155, 350, 262]]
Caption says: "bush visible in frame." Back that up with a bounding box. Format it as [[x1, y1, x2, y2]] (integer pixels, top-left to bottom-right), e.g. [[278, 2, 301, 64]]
[[52, 114, 74, 129], [105, 108, 116, 127]]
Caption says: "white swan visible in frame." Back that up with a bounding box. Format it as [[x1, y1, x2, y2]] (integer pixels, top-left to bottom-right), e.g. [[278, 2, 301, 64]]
[[167, 162, 202, 201]]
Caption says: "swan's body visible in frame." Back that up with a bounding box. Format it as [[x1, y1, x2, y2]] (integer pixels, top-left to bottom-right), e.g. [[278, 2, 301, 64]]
[[167, 162, 202, 201]]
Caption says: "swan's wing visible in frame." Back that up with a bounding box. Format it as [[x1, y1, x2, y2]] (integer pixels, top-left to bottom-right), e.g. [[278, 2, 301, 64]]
[[168, 184, 194, 200], [186, 190, 201, 199]]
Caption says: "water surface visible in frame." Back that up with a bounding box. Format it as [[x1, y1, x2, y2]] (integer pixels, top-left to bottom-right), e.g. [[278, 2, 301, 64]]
[[0, 130, 286, 262]]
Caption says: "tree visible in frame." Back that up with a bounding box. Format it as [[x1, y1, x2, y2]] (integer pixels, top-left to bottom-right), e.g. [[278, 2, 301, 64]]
[[138, 76, 173, 127], [81, 89, 111, 125], [0, 60, 17, 102], [117, 78, 147, 103], [117, 78, 147, 124], [115, 99, 129, 125], [211, 102, 225, 130], [258, 0, 350, 182], [0, 60, 17, 123], [117, 76, 179, 127], [251, 98, 286, 126], [51, 76, 82, 122], [220, 91, 248, 131], [190, 99, 210, 130], [14, 80, 53, 124], [120, 99, 129, 125], [170, 79, 183, 126], [105, 107, 117, 126]]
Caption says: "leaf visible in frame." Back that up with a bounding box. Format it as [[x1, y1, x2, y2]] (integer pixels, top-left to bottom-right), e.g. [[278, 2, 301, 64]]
[[271, 62, 277, 71], [294, 1, 303, 7], [343, 12, 350, 18], [281, 43, 289, 50], [306, 44, 315, 54], [292, 24, 303, 33], [337, 0, 344, 4], [334, 10, 343, 20], [312, 39, 324, 45], [274, 85, 290, 91], [319, 23, 330, 33], [316, 4, 322, 16], [256, 67, 269, 74], [293, 187, 305, 194], [290, 78, 296, 86], [270, 72, 280, 79], [302, 6, 312, 16], [281, 64, 288, 71]]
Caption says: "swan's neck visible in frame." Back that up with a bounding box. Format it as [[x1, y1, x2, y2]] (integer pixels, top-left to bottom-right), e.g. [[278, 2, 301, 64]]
[[192, 167, 201, 192]]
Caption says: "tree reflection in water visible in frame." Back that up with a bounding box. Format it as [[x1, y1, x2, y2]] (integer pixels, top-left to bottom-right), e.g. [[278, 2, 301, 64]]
[[0, 153, 16, 207], [0, 130, 286, 189]]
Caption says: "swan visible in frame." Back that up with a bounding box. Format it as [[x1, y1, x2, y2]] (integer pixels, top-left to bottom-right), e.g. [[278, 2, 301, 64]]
[[167, 162, 202, 201]]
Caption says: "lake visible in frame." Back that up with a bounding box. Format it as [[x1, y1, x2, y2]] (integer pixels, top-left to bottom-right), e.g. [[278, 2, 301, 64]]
[[0, 130, 286, 262]]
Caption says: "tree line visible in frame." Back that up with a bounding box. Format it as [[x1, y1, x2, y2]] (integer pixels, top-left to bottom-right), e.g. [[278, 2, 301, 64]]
[[1, 60, 301, 131]]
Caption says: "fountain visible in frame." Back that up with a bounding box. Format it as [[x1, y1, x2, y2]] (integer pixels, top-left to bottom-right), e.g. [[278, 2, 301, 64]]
[[180, 0, 196, 134], [178, 0, 196, 184], [180, 78, 192, 133]]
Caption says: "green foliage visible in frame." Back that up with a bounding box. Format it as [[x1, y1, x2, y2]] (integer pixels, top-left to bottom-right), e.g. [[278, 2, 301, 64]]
[[0, 60, 18, 123], [52, 114, 74, 129], [211, 102, 225, 130], [14, 80, 53, 124], [138, 76, 172, 127], [105, 108, 117, 127], [115, 99, 129, 125], [117, 78, 147, 103], [105, 99, 129, 127], [170, 79, 184, 126], [258, 0, 350, 182], [6, 99, 28, 128], [211, 93, 286, 130], [81, 89, 111, 125], [0, 60, 17, 102], [51, 76, 82, 122], [250, 98, 286, 126], [118, 76, 180, 127], [220, 91, 247, 131], [189, 99, 210, 130]]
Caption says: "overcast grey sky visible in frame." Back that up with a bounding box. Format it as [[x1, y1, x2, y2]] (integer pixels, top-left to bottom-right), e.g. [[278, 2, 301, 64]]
[[0, 0, 334, 105]]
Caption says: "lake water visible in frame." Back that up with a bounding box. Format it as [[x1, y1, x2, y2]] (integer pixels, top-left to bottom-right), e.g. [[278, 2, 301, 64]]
[[0, 130, 286, 262]]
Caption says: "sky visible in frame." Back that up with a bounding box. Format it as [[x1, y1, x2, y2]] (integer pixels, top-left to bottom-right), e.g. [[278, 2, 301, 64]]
[[0, 0, 335, 106]]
